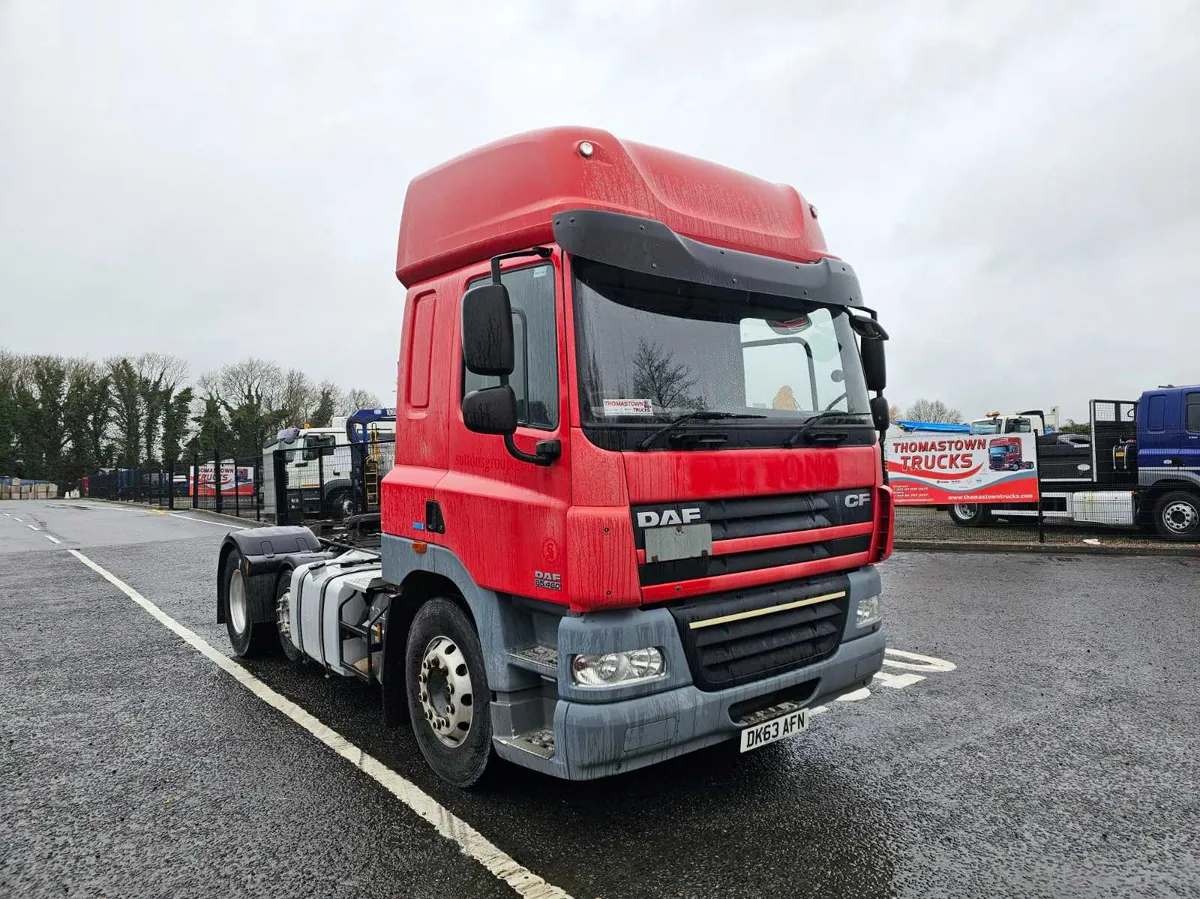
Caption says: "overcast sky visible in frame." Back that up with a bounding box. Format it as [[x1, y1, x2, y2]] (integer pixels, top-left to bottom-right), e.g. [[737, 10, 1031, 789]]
[[2, 1, 1196, 423]]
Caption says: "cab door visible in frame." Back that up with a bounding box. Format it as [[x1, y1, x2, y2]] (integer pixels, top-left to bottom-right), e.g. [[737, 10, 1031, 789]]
[[1183, 390, 1200, 470], [435, 252, 573, 602]]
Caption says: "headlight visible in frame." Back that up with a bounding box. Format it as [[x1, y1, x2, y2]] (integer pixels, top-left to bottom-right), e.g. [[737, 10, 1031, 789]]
[[856, 595, 882, 628], [571, 648, 665, 687]]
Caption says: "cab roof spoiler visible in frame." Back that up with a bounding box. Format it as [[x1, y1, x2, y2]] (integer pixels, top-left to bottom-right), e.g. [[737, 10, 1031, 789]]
[[553, 208, 864, 309]]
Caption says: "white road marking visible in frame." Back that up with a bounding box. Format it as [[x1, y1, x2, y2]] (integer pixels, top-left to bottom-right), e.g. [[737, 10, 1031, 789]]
[[83, 502, 145, 513], [824, 648, 957, 706], [835, 687, 872, 702], [168, 513, 243, 529], [872, 670, 925, 689], [67, 550, 572, 899], [27, 524, 40, 531], [13, 517, 23, 522], [882, 649, 957, 673], [45, 535, 62, 544]]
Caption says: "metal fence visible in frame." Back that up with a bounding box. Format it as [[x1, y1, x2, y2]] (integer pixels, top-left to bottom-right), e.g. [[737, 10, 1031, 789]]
[[83, 452, 264, 521], [83, 435, 395, 527], [190, 453, 264, 521], [84, 463, 189, 509]]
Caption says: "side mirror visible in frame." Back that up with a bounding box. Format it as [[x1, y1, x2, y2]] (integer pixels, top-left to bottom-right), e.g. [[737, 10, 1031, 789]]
[[462, 283, 515, 376], [848, 314, 888, 393], [861, 339, 886, 393], [870, 395, 890, 434], [462, 385, 518, 435]]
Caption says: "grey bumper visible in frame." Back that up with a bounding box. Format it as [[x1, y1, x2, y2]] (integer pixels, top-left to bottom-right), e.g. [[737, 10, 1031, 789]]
[[492, 566, 886, 781]]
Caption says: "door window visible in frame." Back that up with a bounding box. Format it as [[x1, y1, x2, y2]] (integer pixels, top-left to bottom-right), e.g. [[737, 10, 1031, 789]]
[[1186, 393, 1200, 433], [1148, 395, 1167, 432], [462, 263, 559, 431]]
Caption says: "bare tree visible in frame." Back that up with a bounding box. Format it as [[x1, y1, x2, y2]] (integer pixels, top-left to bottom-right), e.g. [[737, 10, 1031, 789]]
[[277, 368, 317, 427], [204, 358, 286, 456], [902, 398, 963, 423], [630, 339, 705, 412], [343, 388, 382, 415]]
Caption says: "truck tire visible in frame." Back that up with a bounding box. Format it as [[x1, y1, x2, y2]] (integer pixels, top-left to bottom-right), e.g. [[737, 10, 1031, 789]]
[[949, 503, 992, 527], [405, 598, 493, 788], [326, 490, 354, 520], [222, 551, 279, 658], [1152, 491, 1200, 541], [274, 570, 305, 663]]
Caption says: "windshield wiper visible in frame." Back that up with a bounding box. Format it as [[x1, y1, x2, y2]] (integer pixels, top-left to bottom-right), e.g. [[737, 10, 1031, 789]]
[[636, 411, 766, 450], [784, 411, 871, 448]]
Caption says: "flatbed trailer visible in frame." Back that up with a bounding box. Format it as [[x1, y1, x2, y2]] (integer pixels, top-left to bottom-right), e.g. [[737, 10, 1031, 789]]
[[949, 392, 1200, 540]]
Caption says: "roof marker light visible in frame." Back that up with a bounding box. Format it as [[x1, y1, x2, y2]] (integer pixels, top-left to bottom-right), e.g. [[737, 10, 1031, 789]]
[[578, 141, 595, 158]]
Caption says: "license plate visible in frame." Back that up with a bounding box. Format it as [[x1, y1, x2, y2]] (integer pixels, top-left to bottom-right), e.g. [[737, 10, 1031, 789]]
[[739, 708, 809, 753]]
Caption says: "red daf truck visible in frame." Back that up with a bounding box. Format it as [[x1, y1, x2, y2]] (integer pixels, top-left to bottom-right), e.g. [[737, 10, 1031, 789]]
[[217, 127, 894, 787]]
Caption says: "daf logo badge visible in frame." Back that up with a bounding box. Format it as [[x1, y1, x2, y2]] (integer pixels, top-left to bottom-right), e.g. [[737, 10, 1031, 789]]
[[636, 508, 702, 528]]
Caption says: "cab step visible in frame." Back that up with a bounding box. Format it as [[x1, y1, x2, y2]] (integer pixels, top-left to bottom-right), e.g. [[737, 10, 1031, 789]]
[[507, 645, 559, 678], [499, 728, 556, 760]]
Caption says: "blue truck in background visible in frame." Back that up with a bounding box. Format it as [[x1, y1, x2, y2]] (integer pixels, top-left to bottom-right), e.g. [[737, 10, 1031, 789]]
[[948, 386, 1200, 540]]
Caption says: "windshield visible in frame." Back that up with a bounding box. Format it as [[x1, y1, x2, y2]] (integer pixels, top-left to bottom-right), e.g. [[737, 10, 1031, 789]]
[[971, 420, 1000, 434], [573, 259, 870, 429]]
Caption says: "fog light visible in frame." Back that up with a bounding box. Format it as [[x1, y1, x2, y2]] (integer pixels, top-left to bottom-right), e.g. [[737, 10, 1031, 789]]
[[856, 595, 881, 628], [571, 648, 665, 687]]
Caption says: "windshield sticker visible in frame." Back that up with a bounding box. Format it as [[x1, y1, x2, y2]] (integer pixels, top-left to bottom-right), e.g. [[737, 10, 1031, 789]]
[[603, 398, 654, 417]]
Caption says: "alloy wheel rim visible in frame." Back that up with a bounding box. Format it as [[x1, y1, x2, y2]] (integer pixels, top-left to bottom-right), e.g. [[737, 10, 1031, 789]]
[[418, 636, 474, 748]]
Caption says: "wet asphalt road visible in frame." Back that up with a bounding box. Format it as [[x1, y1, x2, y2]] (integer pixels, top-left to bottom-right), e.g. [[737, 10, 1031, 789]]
[[2, 500, 1198, 899]]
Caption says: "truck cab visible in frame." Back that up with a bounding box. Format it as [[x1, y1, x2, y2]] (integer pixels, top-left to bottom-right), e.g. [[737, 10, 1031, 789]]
[[1134, 386, 1200, 536], [219, 127, 894, 787], [969, 410, 1049, 436]]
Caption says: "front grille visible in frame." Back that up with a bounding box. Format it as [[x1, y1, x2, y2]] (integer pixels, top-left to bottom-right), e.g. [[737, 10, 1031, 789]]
[[667, 574, 850, 691], [640, 535, 869, 585], [632, 489, 873, 587]]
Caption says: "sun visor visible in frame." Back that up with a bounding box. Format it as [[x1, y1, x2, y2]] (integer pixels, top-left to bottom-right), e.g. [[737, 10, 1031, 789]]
[[553, 208, 863, 308]]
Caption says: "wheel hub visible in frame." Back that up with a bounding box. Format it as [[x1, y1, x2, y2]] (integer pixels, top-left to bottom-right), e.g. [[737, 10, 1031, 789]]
[[418, 636, 474, 747], [1163, 501, 1198, 533], [229, 569, 248, 635], [276, 586, 292, 642], [954, 503, 978, 517]]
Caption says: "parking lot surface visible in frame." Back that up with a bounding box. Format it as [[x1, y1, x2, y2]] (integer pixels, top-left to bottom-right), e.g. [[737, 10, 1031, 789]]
[[2, 500, 1198, 898]]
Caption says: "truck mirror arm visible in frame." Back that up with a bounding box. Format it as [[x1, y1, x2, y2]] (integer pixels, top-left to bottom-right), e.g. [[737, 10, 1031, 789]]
[[503, 434, 560, 466]]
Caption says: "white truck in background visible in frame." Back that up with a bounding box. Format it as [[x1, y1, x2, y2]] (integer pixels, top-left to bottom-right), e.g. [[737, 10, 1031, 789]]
[[262, 414, 397, 522]]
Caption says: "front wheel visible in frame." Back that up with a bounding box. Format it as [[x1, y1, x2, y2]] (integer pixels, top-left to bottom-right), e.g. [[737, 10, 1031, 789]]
[[405, 598, 493, 788], [1153, 491, 1200, 541], [949, 503, 992, 527]]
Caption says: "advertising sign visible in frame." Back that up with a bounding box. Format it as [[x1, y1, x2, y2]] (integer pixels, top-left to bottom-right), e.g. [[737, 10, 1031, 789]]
[[190, 463, 256, 497], [885, 433, 1040, 505]]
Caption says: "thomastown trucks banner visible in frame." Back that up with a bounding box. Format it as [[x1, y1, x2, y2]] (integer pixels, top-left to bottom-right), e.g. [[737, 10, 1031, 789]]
[[190, 463, 256, 497], [884, 433, 1040, 504]]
